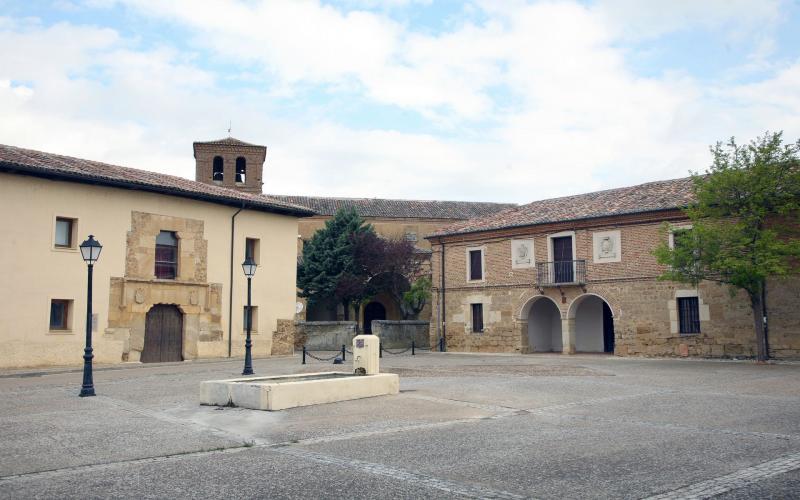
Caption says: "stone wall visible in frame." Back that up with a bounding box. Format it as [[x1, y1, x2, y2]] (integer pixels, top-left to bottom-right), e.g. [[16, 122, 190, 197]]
[[107, 211, 223, 362], [271, 319, 295, 356], [371, 320, 431, 348], [295, 321, 357, 350]]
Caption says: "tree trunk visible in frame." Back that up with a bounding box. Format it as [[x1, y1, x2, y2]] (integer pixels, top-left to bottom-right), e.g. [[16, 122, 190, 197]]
[[750, 291, 769, 362]]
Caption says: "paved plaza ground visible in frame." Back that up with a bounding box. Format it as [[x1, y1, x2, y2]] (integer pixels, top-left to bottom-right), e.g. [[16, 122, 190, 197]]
[[1, 352, 799, 499]]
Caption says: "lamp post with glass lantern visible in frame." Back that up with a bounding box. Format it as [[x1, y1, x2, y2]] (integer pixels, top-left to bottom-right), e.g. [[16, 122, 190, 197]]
[[242, 257, 257, 375], [79, 235, 102, 397]]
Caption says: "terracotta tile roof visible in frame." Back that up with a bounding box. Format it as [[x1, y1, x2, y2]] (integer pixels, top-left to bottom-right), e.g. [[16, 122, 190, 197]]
[[429, 177, 696, 238], [266, 195, 516, 220], [0, 144, 313, 216], [193, 137, 263, 148]]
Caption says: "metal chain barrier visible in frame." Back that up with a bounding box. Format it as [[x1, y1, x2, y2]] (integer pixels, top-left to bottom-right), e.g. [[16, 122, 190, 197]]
[[301, 340, 437, 364], [305, 351, 341, 362], [381, 346, 412, 355]]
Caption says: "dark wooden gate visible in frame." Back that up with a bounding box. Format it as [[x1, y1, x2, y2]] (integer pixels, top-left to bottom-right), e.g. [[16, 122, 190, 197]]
[[363, 302, 386, 334], [142, 305, 183, 363], [552, 236, 574, 283], [602, 302, 615, 353]]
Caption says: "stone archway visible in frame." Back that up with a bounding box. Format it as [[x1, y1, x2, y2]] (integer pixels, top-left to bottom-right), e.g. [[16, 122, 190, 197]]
[[567, 293, 615, 353], [525, 296, 563, 352], [363, 301, 387, 334]]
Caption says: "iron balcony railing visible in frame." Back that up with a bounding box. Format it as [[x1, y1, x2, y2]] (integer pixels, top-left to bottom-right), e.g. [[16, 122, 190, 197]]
[[536, 260, 587, 286]]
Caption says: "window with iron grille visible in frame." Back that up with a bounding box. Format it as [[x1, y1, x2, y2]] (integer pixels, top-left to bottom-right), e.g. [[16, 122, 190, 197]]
[[678, 297, 701, 334], [471, 303, 484, 333], [155, 231, 178, 279], [468, 249, 483, 281]]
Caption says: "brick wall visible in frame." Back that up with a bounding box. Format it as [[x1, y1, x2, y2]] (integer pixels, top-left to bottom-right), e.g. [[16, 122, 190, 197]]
[[429, 216, 800, 359], [194, 143, 266, 194]]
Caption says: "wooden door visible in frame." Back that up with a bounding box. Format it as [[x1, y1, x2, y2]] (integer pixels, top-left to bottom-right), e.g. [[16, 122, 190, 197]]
[[142, 305, 183, 363], [552, 236, 574, 283]]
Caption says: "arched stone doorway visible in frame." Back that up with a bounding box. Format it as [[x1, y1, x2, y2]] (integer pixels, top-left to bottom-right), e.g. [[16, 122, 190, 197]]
[[568, 294, 614, 353], [526, 297, 563, 352], [141, 304, 184, 362], [363, 302, 387, 334]]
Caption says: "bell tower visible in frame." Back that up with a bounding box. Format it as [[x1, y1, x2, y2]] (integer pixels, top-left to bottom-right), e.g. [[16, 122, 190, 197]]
[[193, 137, 266, 194]]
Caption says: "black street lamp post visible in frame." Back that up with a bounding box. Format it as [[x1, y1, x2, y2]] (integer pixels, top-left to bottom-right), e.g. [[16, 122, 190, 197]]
[[241, 257, 257, 375], [79, 235, 102, 397]]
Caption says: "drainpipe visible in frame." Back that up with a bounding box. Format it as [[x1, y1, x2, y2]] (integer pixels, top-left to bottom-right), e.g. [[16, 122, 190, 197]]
[[228, 203, 245, 357], [440, 241, 446, 348], [763, 283, 770, 359]]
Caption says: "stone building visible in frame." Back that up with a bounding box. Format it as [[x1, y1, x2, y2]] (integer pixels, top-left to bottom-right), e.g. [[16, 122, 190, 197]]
[[189, 137, 513, 331], [266, 195, 515, 328], [0, 143, 311, 369], [427, 178, 800, 358]]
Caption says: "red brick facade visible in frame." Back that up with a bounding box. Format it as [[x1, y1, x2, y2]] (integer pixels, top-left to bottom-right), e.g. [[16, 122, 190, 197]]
[[429, 211, 800, 359]]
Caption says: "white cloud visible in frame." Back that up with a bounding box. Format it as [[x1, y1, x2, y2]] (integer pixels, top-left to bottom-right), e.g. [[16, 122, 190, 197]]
[[0, 2, 799, 204]]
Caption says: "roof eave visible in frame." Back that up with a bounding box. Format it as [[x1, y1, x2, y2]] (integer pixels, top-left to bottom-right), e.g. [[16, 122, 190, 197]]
[[426, 206, 690, 241], [0, 162, 314, 218]]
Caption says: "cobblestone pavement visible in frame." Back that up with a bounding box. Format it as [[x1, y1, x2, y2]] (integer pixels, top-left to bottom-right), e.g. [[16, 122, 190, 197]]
[[1, 353, 799, 499]]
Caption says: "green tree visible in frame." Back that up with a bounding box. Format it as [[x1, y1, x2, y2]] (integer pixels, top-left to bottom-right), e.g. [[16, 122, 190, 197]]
[[402, 277, 432, 319], [297, 208, 373, 320], [654, 132, 800, 361]]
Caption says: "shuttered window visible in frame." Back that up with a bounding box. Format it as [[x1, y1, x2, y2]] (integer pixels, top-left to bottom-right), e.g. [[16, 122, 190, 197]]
[[678, 297, 700, 334], [469, 250, 483, 281], [471, 303, 484, 333]]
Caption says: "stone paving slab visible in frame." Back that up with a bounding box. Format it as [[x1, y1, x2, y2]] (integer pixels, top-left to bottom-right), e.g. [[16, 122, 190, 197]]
[[1, 354, 799, 498]]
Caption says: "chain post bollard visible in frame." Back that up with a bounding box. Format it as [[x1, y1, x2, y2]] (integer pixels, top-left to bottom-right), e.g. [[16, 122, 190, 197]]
[[379, 340, 383, 358], [412, 340, 415, 355], [302, 345, 306, 365], [341, 344, 346, 362]]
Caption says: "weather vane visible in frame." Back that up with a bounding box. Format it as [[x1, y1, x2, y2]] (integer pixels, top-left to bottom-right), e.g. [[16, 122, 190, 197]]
[[227, 120, 232, 136]]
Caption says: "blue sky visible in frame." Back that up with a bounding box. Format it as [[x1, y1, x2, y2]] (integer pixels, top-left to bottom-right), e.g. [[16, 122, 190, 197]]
[[1, 0, 799, 202]]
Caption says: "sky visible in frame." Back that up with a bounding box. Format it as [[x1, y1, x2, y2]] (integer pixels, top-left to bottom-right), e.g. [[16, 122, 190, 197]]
[[1, 0, 799, 203]]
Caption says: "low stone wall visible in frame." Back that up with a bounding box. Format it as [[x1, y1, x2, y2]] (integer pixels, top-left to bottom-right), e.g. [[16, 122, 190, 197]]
[[372, 320, 431, 349], [294, 321, 357, 350]]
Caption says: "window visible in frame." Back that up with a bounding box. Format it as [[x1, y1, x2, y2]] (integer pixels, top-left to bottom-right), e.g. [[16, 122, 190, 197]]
[[212, 156, 224, 182], [468, 249, 483, 281], [678, 297, 700, 334], [405, 231, 417, 242], [50, 299, 72, 331], [55, 217, 76, 248], [471, 303, 484, 333], [245, 238, 260, 265], [235, 157, 246, 183], [155, 231, 178, 279], [243, 305, 258, 332]]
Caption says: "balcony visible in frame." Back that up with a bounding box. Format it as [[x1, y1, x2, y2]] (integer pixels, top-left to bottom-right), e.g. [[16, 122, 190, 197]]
[[536, 260, 586, 286]]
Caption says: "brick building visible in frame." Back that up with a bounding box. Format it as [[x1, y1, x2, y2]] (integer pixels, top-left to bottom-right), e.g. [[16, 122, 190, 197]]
[[192, 137, 514, 331], [427, 178, 800, 358]]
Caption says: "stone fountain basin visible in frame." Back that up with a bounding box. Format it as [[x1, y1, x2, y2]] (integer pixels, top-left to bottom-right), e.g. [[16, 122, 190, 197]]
[[200, 371, 399, 411]]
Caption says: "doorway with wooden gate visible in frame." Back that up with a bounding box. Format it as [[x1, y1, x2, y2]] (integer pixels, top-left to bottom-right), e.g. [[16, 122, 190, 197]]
[[141, 304, 184, 362]]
